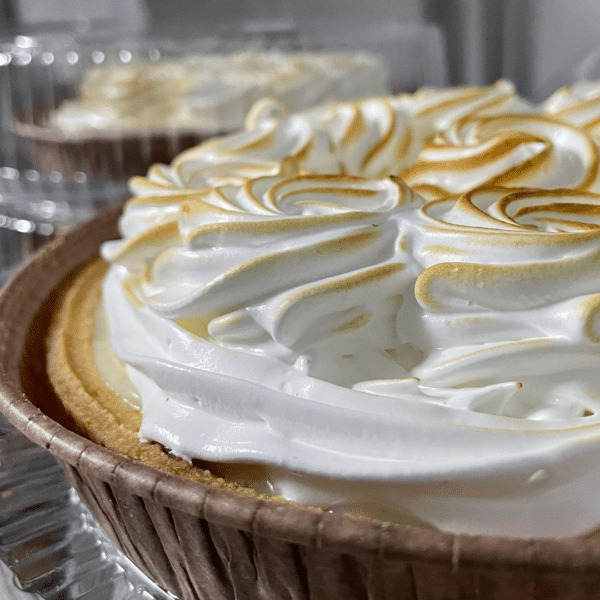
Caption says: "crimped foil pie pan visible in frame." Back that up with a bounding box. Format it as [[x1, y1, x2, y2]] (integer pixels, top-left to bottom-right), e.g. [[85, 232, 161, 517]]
[[0, 207, 600, 600]]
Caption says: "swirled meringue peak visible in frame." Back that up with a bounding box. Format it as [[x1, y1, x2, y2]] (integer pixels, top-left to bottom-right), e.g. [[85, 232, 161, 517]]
[[406, 78, 535, 131], [401, 114, 600, 199], [543, 81, 600, 134], [98, 81, 600, 539], [129, 81, 534, 198], [129, 94, 424, 197]]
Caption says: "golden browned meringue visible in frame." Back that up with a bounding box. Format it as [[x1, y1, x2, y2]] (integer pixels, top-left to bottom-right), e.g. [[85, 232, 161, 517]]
[[51, 80, 600, 538]]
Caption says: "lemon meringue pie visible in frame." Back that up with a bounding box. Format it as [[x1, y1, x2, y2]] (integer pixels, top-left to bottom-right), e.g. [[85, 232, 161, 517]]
[[47, 80, 600, 539]]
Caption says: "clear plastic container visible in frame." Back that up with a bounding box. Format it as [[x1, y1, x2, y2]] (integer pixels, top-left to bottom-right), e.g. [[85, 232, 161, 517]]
[[0, 25, 446, 283], [1, 33, 400, 184], [0, 166, 122, 288], [0, 412, 174, 600]]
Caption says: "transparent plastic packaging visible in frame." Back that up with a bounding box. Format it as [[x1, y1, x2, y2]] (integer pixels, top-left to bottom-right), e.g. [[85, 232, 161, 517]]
[[0, 411, 173, 600], [0, 24, 447, 285], [3, 36, 206, 185]]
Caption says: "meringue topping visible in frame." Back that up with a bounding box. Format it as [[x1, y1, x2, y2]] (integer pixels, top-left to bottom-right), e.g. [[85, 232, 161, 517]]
[[50, 51, 389, 134], [98, 83, 600, 538]]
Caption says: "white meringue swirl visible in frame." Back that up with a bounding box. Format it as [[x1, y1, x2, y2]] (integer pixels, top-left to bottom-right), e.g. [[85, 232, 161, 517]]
[[100, 171, 600, 538], [129, 80, 533, 198], [543, 81, 600, 137], [51, 51, 389, 134], [96, 82, 600, 538], [401, 114, 600, 198]]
